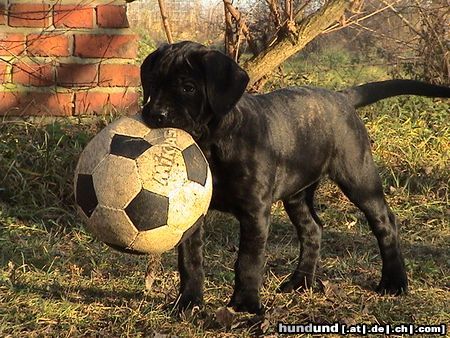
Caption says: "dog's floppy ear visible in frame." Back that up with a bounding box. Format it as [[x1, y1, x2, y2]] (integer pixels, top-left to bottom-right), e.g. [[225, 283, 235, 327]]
[[201, 51, 249, 117], [140, 46, 166, 105]]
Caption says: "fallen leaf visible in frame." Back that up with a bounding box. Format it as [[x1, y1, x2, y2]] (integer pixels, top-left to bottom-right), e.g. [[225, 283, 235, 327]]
[[215, 306, 236, 329], [259, 317, 270, 333]]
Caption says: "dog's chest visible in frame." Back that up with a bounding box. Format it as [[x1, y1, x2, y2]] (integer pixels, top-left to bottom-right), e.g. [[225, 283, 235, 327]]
[[208, 163, 247, 213], [207, 153, 280, 214]]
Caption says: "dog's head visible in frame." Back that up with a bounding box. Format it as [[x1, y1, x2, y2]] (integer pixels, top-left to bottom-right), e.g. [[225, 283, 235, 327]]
[[140, 41, 249, 139]]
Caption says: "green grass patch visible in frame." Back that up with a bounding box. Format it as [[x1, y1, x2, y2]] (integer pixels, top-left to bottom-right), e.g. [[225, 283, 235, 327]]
[[268, 47, 391, 91]]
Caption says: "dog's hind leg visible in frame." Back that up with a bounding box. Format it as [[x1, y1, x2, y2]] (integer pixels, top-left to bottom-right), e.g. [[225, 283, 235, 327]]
[[279, 183, 323, 292], [330, 147, 408, 295], [177, 225, 205, 311]]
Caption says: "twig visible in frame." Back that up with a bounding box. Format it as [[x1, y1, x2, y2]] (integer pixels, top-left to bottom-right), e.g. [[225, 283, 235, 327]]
[[323, 2, 397, 34], [223, 0, 258, 57], [379, 0, 424, 38], [157, 0, 174, 43], [266, 0, 282, 28]]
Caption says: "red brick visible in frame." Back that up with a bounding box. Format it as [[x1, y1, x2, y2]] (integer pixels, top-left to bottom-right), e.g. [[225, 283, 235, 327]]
[[0, 91, 73, 116], [0, 61, 8, 83], [54, 5, 94, 28], [41, 92, 73, 116], [74, 91, 139, 115], [12, 62, 54, 86], [0, 33, 26, 56], [74, 91, 108, 115], [97, 5, 129, 28], [0, 92, 20, 114], [99, 64, 140, 87], [9, 4, 51, 28], [0, 4, 6, 25], [27, 34, 70, 57], [74, 34, 137, 58], [57, 63, 98, 87], [109, 91, 139, 114]]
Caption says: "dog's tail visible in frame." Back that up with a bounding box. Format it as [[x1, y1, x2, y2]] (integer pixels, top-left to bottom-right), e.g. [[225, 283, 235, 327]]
[[340, 79, 450, 109]]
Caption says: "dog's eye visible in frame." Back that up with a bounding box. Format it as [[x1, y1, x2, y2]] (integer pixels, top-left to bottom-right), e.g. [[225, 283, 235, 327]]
[[182, 83, 196, 94]]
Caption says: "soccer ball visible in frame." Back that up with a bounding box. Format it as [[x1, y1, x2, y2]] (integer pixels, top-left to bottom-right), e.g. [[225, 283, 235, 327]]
[[74, 115, 213, 255]]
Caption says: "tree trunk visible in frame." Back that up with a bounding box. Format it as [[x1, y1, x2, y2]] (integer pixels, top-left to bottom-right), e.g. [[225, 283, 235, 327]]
[[243, 0, 349, 87]]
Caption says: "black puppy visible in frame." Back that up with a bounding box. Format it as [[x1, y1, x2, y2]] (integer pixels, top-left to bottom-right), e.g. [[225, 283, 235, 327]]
[[140, 41, 450, 314]]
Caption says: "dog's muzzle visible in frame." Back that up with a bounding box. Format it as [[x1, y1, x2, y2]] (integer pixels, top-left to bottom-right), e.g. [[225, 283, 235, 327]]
[[142, 108, 169, 128]]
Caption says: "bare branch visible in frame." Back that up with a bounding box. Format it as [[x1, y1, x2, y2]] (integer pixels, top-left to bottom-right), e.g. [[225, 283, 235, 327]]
[[379, 0, 423, 38], [157, 0, 174, 43], [285, 0, 292, 21], [266, 0, 282, 28], [243, 0, 349, 87], [323, 2, 396, 34], [223, 0, 258, 58], [224, 1, 235, 57]]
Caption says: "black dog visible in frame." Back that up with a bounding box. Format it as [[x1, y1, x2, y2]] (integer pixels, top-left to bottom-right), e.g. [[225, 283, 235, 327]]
[[140, 41, 450, 314]]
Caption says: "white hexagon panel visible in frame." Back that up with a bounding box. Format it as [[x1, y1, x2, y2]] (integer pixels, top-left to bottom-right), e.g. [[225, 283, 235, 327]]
[[92, 154, 142, 209]]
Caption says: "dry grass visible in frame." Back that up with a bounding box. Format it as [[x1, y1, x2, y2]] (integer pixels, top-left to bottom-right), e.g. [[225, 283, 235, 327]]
[[0, 52, 449, 336]]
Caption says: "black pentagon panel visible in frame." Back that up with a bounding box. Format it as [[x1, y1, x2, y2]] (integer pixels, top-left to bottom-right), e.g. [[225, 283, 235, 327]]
[[125, 189, 169, 231], [176, 215, 205, 247], [104, 242, 147, 255], [182, 144, 208, 186], [110, 134, 152, 159], [76, 174, 98, 217]]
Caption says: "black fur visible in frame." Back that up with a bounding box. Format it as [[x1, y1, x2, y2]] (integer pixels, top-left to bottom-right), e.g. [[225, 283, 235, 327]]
[[140, 41, 450, 314]]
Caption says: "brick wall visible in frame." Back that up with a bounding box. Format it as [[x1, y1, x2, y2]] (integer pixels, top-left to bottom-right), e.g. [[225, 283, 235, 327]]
[[0, 0, 140, 116]]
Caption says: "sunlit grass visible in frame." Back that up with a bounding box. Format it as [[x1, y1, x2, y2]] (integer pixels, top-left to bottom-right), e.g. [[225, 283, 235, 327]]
[[0, 48, 449, 335]]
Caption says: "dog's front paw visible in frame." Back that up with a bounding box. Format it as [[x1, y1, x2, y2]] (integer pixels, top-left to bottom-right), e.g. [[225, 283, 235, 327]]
[[277, 273, 312, 293], [278, 280, 304, 293], [173, 292, 203, 313], [376, 271, 408, 296], [228, 291, 264, 314]]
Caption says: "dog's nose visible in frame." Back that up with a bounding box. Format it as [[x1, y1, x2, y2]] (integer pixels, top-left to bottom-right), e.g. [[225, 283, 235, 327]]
[[152, 110, 168, 124], [143, 109, 169, 127]]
